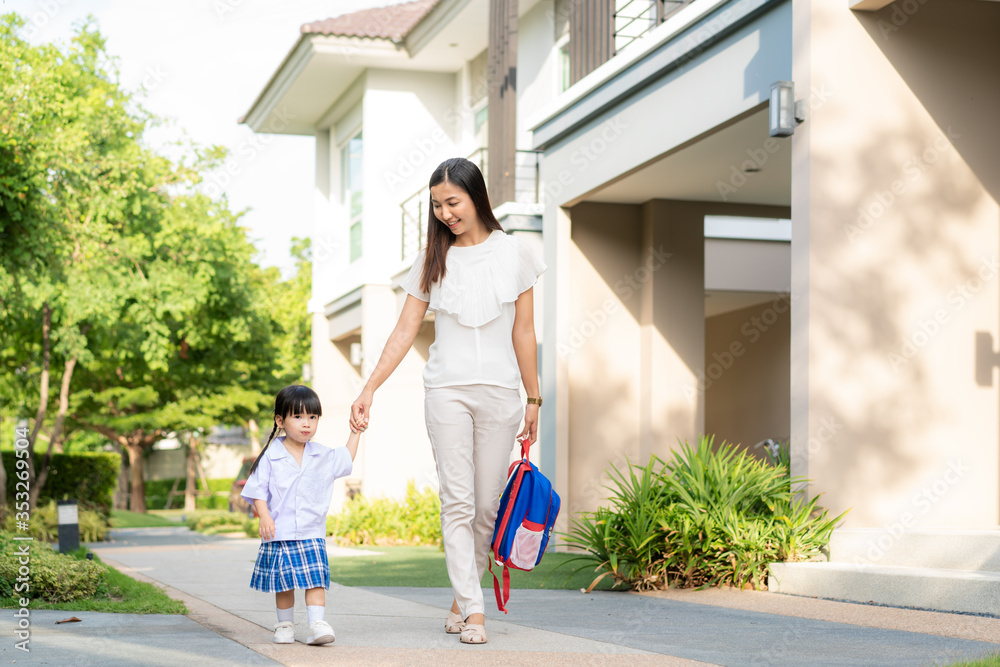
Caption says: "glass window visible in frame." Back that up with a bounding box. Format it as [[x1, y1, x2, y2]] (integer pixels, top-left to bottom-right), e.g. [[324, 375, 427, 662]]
[[342, 131, 363, 262], [349, 221, 362, 262], [555, 33, 571, 93]]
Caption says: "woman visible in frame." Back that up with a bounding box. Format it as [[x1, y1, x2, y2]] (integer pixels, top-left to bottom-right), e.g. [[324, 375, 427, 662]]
[[350, 157, 545, 645]]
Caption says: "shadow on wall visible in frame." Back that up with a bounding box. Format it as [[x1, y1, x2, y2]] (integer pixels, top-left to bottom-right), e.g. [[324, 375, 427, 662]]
[[801, 1, 996, 525], [855, 1, 1000, 203]]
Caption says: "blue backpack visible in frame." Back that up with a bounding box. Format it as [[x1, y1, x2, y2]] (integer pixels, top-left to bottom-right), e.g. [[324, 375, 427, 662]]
[[489, 440, 561, 613]]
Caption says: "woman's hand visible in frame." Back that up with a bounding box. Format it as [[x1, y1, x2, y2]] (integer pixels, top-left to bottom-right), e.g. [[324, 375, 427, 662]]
[[517, 403, 539, 447], [350, 388, 373, 433]]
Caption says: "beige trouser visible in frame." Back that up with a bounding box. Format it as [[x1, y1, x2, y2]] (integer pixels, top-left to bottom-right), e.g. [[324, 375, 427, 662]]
[[424, 384, 523, 619]]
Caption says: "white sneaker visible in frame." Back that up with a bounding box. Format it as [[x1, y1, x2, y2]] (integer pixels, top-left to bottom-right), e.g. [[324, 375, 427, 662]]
[[306, 619, 335, 645], [273, 621, 295, 644]]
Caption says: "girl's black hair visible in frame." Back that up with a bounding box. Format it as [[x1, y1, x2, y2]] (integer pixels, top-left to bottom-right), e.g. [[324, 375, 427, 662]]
[[418, 157, 504, 295], [248, 385, 323, 477]]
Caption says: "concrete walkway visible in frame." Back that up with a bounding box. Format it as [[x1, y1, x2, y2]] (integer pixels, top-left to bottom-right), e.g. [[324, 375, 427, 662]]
[[1, 527, 998, 666]]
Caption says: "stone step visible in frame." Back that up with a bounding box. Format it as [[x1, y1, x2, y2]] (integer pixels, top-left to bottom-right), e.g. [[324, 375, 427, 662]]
[[768, 562, 1000, 616], [828, 528, 1000, 571]]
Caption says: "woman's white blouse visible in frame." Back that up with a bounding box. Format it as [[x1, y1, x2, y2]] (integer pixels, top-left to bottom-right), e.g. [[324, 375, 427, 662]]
[[399, 230, 546, 389]]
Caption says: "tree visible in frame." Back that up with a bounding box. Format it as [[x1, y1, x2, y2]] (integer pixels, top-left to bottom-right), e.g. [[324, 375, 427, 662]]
[[0, 14, 287, 511], [0, 13, 155, 507]]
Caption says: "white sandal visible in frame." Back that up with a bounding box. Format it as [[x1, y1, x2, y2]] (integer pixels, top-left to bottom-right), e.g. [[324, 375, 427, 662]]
[[460, 623, 487, 644], [444, 611, 465, 634]]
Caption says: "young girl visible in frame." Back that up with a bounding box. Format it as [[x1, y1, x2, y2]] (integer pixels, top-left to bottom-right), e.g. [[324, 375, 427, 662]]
[[241, 384, 360, 646], [350, 157, 545, 644]]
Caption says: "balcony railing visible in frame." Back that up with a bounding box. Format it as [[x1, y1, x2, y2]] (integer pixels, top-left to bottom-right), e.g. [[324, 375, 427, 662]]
[[614, 0, 693, 54], [400, 148, 541, 262]]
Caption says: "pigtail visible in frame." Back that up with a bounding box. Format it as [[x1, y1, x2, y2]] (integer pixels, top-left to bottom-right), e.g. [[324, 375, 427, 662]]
[[247, 422, 279, 478]]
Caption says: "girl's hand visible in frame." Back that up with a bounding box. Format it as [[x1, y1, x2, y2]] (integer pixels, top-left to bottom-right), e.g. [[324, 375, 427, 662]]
[[350, 388, 373, 433], [517, 403, 539, 447], [258, 515, 276, 541]]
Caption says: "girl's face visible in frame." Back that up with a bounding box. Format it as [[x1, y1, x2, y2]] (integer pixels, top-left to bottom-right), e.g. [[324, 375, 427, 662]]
[[430, 181, 483, 238], [275, 411, 320, 446]]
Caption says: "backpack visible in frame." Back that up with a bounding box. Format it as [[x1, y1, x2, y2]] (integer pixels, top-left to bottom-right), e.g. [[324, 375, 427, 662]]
[[488, 440, 561, 613]]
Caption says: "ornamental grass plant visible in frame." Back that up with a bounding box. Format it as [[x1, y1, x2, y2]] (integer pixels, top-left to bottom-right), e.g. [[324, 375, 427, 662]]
[[563, 435, 846, 592]]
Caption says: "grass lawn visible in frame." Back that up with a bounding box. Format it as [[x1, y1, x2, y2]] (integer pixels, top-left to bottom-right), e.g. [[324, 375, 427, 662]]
[[947, 654, 1000, 667], [0, 552, 186, 614], [330, 546, 620, 591], [110, 510, 183, 528]]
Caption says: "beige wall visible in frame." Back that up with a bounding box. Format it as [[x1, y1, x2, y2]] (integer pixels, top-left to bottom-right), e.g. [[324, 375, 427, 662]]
[[566, 202, 644, 516], [793, 0, 1000, 528], [312, 310, 364, 513], [704, 300, 791, 455], [565, 200, 705, 516]]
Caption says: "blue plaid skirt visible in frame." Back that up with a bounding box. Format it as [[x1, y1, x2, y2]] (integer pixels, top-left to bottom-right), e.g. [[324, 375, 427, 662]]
[[250, 538, 330, 592]]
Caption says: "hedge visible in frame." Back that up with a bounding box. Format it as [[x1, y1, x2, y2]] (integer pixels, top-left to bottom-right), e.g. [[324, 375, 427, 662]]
[[0, 531, 108, 602], [2, 450, 120, 516]]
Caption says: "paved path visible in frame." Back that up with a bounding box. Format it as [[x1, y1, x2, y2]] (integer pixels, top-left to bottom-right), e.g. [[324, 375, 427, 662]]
[[1, 527, 998, 666]]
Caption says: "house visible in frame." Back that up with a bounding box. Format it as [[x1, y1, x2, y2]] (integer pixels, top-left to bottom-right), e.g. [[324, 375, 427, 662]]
[[242, 0, 1000, 614]]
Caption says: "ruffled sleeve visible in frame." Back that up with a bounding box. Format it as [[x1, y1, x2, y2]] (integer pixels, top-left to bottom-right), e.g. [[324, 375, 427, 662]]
[[398, 249, 430, 302], [430, 232, 546, 328], [514, 235, 546, 295]]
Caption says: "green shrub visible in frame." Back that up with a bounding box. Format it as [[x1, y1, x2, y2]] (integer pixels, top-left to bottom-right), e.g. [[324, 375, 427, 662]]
[[0, 532, 108, 602], [563, 435, 846, 592], [1, 450, 120, 516], [144, 478, 232, 510], [2, 500, 110, 543], [184, 511, 246, 534], [326, 480, 441, 546]]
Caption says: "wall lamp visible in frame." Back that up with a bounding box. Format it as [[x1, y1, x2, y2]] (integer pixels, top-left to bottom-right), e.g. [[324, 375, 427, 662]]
[[769, 81, 805, 137]]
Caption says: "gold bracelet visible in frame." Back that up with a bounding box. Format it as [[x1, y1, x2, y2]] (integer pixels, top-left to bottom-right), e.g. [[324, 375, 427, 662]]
[[526, 397, 542, 406]]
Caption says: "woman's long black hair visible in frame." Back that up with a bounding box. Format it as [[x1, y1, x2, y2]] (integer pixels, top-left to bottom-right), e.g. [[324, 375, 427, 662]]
[[247, 385, 323, 477], [418, 157, 504, 295]]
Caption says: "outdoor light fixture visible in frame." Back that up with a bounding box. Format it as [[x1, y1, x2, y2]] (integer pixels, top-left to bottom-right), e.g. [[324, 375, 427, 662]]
[[769, 81, 804, 137], [57, 499, 80, 553]]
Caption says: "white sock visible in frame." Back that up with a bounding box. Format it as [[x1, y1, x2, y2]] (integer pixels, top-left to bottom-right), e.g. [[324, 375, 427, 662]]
[[276, 606, 293, 623], [307, 605, 325, 626]]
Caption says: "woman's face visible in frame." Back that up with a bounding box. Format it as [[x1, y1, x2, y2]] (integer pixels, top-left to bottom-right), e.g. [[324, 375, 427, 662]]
[[430, 181, 482, 237]]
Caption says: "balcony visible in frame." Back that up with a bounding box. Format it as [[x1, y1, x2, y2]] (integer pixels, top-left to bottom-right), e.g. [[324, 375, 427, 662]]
[[399, 148, 541, 262], [615, 0, 694, 54]]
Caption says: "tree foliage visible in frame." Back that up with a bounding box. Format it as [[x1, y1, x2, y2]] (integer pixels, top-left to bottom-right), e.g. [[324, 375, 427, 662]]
[[0, 13, 307, 512]]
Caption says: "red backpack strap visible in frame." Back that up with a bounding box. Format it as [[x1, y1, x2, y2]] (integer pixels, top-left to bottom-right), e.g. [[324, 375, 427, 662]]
[[488, 556, 511, 614]]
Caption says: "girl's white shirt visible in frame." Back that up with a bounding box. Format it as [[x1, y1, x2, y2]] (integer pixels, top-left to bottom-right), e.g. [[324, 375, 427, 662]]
[[399, 230, 546, 389], [240, 436, 353, 542]]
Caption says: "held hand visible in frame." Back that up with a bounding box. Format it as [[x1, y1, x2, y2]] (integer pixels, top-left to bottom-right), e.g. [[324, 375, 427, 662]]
[[258, 515, 276, 542], [517, 404, 539, 447], [350, 388, 373, 433]]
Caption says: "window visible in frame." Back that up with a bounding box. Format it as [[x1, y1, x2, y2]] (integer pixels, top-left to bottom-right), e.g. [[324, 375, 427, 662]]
[[342, 131, 363, 262], [556, 33, 571, 93]]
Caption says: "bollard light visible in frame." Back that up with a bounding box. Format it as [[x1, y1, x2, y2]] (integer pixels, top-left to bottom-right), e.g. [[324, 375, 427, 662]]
[[57, 499, 80, 553]]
